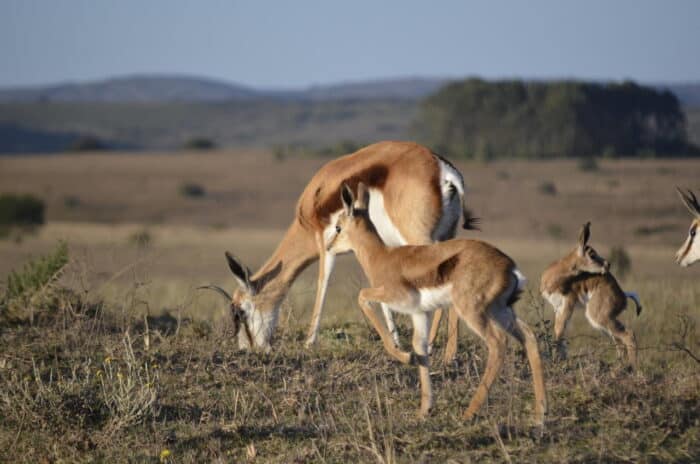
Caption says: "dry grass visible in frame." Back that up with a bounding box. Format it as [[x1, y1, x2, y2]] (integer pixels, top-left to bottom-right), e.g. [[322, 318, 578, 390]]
[[0, 151, 699, 461], [0, 269, 697, 462]]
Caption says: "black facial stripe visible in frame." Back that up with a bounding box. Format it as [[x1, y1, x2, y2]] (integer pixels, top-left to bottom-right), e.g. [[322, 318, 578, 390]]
[[679, 227, 696, 261]]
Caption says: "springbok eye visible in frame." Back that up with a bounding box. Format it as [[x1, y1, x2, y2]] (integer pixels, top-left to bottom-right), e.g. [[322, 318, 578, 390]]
[[335, 225, 341, 233], [691, 227, 696, 238]]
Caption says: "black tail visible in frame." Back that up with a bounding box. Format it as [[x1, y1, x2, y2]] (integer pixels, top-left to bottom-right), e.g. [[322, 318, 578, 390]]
[[462, 204, 481, 231], [625, 292, 642, 316]]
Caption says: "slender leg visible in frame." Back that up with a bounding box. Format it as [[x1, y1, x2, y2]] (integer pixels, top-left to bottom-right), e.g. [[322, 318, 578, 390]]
[[305, 249, 336, 347], [427, 307, 459, 363], [381, 303, 401, 348], [411, 312, 433, 417], [358, 288, 413, 364], [508, 317, 547, 426], [428, 308, 443, 354], [443, 307, 460, 364], [553, 299, 575, 360], [461, 310, 507, 421], [605, 319, 638, 369]]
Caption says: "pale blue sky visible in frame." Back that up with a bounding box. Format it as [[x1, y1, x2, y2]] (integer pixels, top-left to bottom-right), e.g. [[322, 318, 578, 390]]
[[1, 0, 698, 88]]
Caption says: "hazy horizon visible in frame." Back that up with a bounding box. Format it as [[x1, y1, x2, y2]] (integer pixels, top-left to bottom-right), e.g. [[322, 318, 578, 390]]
[[2, 1, 699, 89]]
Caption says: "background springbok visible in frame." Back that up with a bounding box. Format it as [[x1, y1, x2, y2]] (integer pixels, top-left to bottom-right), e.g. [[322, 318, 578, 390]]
[[676, 187, 700, 267], [540, 223, 642, 366], [327, 182, 546, 423], [201, 141, 475, 352]]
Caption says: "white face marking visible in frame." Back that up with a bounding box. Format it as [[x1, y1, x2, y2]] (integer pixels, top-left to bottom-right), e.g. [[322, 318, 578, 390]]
[[323, 210, 343, 244], [244, 301, 278, 351], [367, 188, 407, 246], [677, 232, 700, 267]]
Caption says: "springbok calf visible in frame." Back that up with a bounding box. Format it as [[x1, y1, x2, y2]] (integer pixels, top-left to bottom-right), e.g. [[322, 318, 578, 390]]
[[540, 223, 642, 366], [676, 187, 700, 267], [326, 182, 546, 423], [201, 141, 475, 354]]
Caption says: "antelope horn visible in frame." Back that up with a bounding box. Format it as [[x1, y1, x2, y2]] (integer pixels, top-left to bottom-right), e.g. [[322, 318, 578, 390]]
[[676, 187, 700, 218], [197, 284, 232, 302]]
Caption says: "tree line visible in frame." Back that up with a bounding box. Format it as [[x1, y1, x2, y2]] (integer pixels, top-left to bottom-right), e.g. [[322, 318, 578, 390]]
[[413, 79, 696, 159]]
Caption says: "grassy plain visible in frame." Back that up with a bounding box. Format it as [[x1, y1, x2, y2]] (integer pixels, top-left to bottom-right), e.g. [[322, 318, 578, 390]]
[[0, 150, 698, 462]]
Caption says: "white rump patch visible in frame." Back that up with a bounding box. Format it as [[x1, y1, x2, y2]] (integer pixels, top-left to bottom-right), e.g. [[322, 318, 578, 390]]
[[513, 268, 527, 290], [368, 188, 407, 246], [432, 158, 465, 241]]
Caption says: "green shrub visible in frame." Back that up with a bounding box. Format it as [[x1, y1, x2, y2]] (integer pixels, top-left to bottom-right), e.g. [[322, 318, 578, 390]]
[[128, 230, 152, 248], [608, 246, 632, 279], [538, 181, 557, 196], [178, 183, 206, 198], [546, 223, 564, 239], [69, 135, 107, 151], [0, 193, 45, 228], [63, 195, 81, 209], [577, 156, 599, 172], [182, 137, 216, 150], [1, 241, 69, 322]]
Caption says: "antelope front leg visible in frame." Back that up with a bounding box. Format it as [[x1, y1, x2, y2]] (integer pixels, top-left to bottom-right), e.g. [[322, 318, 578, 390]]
[[412, 312, 433, 418], [427, 308, 443, 355], [427, 307, 460, 364], [358, 288, 412, 364], [305, 246, 336, 347], [553, 298, 575, 360]]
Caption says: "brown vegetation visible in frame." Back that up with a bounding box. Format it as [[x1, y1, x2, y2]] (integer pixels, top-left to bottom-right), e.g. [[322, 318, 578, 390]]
[[0, 150, 699, 461]]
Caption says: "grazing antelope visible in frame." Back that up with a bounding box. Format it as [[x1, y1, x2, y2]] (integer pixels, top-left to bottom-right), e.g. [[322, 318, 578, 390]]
[[675, 187, 700, 267], [326, 182, 546, 423], [200, 141, 475, 353], [540, 223, 642, 366]]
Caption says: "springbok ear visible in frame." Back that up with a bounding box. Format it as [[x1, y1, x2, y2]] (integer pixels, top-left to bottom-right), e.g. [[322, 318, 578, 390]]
[[225, 251, 254, 294], [577, 222, 591, 255], [356, 182, 369, 209], [341, 183, 355, 216]]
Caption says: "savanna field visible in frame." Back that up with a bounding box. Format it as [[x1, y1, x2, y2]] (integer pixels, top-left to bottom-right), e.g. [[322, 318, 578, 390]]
[[0, 150, 699, 463]]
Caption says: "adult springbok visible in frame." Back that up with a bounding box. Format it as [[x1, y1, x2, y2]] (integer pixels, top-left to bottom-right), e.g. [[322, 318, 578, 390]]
[[676, 187, 700, 267], [201, 141, 475, 353], [326, 182, 546, 423], [540, 223, 642, 367]]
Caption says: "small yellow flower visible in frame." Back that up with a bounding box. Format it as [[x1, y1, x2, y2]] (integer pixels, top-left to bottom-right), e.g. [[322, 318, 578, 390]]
[[104, 356, 112, 364], [117, 372, 123, 380], [159, 449, 171, 462], [96, 370, 103, 377]]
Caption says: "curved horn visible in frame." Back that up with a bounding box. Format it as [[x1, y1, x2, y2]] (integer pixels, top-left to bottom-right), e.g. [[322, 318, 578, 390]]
[[197, 284, 232, 302], [676, 187, 700, 218]]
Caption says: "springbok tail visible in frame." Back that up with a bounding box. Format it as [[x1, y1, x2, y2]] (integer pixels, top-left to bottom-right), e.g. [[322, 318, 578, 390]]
[[625, 291, 642, 316], [507, 269, 527, 306], [462, 202, 481, 230]]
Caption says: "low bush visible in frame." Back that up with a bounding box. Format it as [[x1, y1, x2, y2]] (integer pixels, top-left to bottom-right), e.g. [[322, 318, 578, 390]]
[[0, 193, 45, 228]]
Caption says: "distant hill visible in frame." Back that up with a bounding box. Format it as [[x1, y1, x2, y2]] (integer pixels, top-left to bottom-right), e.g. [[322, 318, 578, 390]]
[[1, 74, 698, 154], [0, 75, 262, 103], [0, 75, 448, 103], [1, 74, 699, 106]]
